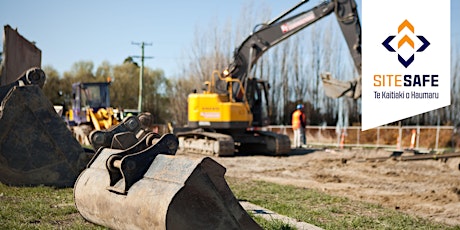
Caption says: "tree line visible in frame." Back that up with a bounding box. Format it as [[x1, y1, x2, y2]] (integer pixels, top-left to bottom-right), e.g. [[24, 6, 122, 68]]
[[42, 2, 460, 128]]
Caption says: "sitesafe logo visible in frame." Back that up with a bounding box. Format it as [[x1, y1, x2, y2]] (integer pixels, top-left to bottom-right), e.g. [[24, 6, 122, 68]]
[[373, 20, 438, 88], [361, 0, 450, 130], [382, 20, 430, 68]]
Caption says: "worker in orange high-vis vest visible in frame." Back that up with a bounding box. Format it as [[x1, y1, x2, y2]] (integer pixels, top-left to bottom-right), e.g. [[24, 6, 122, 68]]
[[292, 104, 306, 148]]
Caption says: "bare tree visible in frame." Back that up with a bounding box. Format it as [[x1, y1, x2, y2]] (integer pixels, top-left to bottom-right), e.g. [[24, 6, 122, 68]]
[[279, 39, 291, 124], [451, 42, 460, 125], [166, 75, 196, 126]]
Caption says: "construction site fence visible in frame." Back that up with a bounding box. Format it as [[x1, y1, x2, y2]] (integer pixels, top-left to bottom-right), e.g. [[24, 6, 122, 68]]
[[156, 124, 459, 152], [265, 125, 459, 152]]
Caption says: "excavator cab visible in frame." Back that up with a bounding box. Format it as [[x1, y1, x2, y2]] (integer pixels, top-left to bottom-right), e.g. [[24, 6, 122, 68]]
[[77, 82, 110, 111], [66, 82, 119, 145], [190, 71, 269, 129], [188, 71, 253, 130], [67, 82, 111, 126], [177, 70, 290, 156]]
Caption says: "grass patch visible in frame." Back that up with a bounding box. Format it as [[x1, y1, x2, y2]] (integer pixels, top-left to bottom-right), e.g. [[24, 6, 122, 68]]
[[0, 183, 104, 229], [2, 179, 459, 229], [227, 177, 460, 230], [251, 215, 296, 230]]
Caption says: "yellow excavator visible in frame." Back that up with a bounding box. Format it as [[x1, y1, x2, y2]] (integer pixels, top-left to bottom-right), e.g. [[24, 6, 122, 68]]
[[176, 0, 362, 156]]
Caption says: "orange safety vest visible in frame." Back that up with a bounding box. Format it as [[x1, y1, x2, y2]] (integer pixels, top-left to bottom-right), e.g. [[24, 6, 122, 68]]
[[291, 110, 306, 129]]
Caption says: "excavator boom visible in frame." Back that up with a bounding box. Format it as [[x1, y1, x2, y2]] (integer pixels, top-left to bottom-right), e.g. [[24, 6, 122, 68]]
[[226, 0, 362, 101], [179, 0, 362, 156]]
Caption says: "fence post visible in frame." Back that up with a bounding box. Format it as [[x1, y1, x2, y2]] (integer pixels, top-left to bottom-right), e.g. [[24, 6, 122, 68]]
[[339, 128, 346, 149], [409, 129, 416, 149], [416, 126, 420, 149], [435, 114, 441, 150], [266, 125, 453, 149], [435, 126, 440, 150], [357, 127, 360, 146]]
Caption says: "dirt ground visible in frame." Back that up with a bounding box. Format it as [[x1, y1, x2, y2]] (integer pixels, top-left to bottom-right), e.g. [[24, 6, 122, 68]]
[[183, 148, 460, 226]]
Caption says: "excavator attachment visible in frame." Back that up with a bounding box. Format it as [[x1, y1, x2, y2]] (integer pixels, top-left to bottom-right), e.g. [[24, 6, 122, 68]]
[[0, 68, 91, 187], [75, 116, 261, 229], [321, 72, 362, 99]]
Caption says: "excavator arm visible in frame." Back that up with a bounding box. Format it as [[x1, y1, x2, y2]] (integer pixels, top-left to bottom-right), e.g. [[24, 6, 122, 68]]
[[226, 0, 362, 100], [180, 0, 362, 156]]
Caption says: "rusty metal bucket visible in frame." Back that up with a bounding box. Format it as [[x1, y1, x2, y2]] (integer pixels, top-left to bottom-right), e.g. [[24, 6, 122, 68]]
[[74, 123, 260, 229], [0, 68, 91, 187]]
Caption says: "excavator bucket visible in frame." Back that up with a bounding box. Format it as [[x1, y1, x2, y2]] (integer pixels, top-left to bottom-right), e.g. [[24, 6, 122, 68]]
[[0, 68, 91, 187], [321, 72, 362, 99], [75, 116, 261, 229]]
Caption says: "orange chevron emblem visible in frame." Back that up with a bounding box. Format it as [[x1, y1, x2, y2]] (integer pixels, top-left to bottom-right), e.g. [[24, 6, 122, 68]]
[[398, 19, 414, 33], [398, 35, 414, 49], [382, 19, 430, 68]]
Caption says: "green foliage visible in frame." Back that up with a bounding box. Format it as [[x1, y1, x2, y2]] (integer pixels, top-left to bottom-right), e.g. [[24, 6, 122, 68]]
[[42, 65, 64, 106], [110, 62, 140, 109], [65, 61, 101, 83]]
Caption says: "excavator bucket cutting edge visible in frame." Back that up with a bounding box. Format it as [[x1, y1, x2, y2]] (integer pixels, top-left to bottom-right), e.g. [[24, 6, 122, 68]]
[[75, 153, 261, 229], [321, 72, 362, 99]]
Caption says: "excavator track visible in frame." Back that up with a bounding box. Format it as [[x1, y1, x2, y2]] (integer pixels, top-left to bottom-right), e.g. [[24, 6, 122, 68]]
[[176, 129, 291, 156], [232, 130, 291, 155], [176, 129, 235, 156]]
